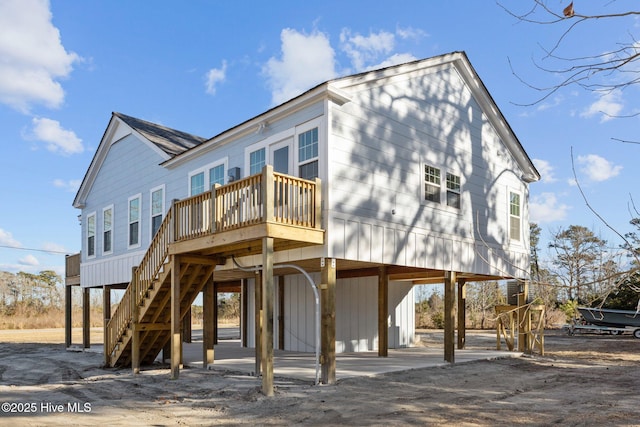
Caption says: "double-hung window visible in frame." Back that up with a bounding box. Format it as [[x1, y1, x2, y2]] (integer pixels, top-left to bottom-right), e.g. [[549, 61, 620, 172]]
[[103, 206, 113, 254], [424, 165, 441, 203], [446, 173, 461, 209], [509, 191, 521, 242], [190, 172, 205, 196], [249, 148, 266, 175], [151, 187, 164, 237], [128, 194, 141, 248], [298, 127, 318, 180], [87, 213, 96, 258], [209, 164, 225, 186], [189, 160, 227, 195]]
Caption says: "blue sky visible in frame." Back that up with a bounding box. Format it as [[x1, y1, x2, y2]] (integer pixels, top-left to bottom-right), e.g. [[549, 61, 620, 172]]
[[0, 0, 638, 277]]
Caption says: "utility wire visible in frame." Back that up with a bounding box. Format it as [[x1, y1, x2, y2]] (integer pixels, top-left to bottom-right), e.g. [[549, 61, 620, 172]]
[[0, 245, 71, 255]]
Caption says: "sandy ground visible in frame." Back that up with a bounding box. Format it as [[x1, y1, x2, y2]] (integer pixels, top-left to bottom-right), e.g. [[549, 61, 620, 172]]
[[0, 327, 639, 426]]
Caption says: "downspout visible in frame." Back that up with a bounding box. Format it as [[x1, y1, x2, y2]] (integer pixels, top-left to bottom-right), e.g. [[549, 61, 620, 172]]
[[232, 257, 321, 385]]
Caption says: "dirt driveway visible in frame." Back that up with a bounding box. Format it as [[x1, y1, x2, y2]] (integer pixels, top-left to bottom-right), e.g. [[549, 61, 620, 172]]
[[0, 328, 638, 426]]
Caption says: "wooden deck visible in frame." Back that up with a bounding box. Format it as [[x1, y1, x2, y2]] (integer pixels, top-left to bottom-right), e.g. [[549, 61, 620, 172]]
[[101, 166, 324, 369]]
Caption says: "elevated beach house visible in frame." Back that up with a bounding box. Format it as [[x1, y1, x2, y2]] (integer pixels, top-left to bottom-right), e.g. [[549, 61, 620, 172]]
[[66, 51, 539, 394]]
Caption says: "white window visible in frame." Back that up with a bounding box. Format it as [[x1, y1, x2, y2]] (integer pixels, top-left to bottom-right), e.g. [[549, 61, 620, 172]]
[[298, 127, 318, 180], [190, 172, 205, 196], [446, 173, 461, 209], [128, 194, 141, 248], [249, 148, 266, 175], [150, 186, 164, 237], [424, 165, 441, 203], [509, 191, 521, 242], [209, 164, 225, 186], [87, 212, 96, 258], [103, 206, 113, 254], [189, 159, 228, 195]]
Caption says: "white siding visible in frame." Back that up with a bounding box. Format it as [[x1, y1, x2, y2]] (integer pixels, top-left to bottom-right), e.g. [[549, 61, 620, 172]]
[[245, 274, 415, 353], [326, 64, 530, 277]]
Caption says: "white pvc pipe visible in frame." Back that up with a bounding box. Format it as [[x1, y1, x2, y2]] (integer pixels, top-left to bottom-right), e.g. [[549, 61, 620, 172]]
[[232, 257, 321, 385]]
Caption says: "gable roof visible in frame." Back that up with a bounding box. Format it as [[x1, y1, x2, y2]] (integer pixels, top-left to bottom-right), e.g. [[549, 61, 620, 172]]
[[113, 112, 206, 157], [73, 112, 206, 208], [74, 51, 539, 209], [164, 51, 539, 183]]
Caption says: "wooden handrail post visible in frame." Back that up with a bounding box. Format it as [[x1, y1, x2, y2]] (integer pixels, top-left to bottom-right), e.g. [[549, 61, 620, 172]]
[[314, 177, 322, 229], [170, 199, 179, 243], [262, 165, 274, 223], [211, 184, 221, 233], [131, 266, 140, 374]]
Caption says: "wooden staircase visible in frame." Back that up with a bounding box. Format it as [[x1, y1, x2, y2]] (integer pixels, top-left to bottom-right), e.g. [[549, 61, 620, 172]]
[[104, 166, 323, 368]]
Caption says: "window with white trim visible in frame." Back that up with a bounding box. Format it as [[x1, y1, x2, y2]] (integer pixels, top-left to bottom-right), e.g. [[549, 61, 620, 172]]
[[209, 164, 225, 186], [189, 160, 227, 195], [103, 206, 113, 254], [151, 186, 164, 237], [249, 148, 266, 175], [298, 127, 318, 180], [446, 173, 461, 209], [509, 191, 521, 242], [128, 194, 141, 248], [424, 165, 441, 203], [87, 212, 96, 258], [190, 172, 205, 196]]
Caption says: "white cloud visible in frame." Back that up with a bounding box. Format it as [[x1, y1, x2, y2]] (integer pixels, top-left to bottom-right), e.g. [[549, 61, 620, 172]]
[[580, 91, 624, 122], [18, 254, 39, 266], [395, 26, 428, 41], [0, 228, 22, 247], [369, 53, 418, 70], [205, 60, 227, 95], [53, 178, 82, 192], [26, 117, 84, 155], [530, 192, 570, 223], [263, 28, 337, 105], [340, 29, 395, 71], [532, 158, 556, 183], [42, 242, 66, 253], [577, 154, 623, 182], [0, 0, 80, 112]]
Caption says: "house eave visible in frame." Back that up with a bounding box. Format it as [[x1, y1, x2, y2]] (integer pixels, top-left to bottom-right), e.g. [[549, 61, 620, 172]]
[[163, 83, 352, 169]]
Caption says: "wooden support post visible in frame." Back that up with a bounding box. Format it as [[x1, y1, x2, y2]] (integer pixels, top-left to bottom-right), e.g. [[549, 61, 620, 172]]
[[213, 283, 218, 345], [278, 276, 285, 350], [320, 258, 336, 385], [65, 285, 72, 348], [517, 281, 531, 353], [131, 270, 140, 374], [203, 279, 214, 368], [241, 279, 248, 347], [457, 279, 467, 350], [171, 255, 181, 379], [261, 237, 275, 396], [444, 271, 456, 363], [254, 272, 262, 376], [103, 285, 111, 366], [378, 266, 388, 357], [82, 287, 90, 349], [182, 306, 192, 343]]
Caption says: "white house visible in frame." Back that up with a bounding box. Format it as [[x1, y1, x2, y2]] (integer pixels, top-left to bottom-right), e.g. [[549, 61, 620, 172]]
[[67, 51, 539, 393]]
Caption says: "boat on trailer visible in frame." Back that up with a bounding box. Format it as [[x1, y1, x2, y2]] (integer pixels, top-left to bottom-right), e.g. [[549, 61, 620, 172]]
[[567, 307, 640, 339]]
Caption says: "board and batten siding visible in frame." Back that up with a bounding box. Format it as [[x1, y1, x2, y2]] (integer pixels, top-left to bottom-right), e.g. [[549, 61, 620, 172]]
[[326, 64, 530, 277], [244, 274, 415, 352]]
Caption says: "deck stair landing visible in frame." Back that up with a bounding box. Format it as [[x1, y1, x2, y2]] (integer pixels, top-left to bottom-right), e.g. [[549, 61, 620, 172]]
[[104, 166, 323, 368]]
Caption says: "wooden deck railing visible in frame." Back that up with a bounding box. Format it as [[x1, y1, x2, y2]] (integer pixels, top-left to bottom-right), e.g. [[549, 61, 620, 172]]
[[105, 165, 321, 364], [65, 253, 80, 278]]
